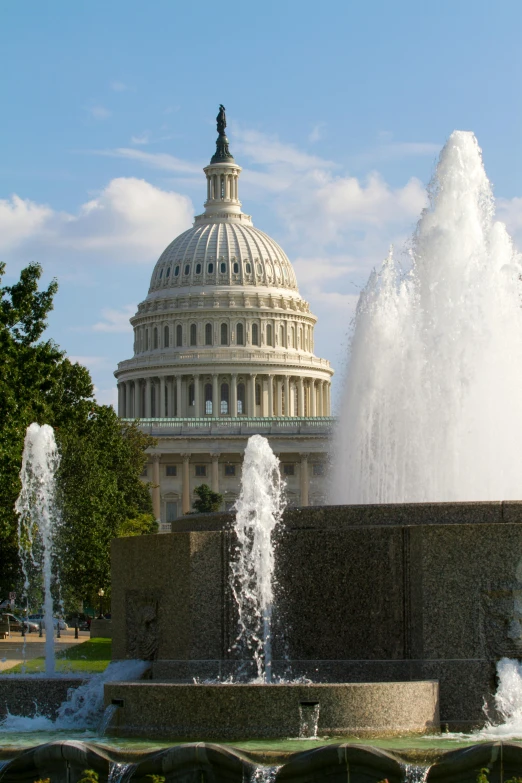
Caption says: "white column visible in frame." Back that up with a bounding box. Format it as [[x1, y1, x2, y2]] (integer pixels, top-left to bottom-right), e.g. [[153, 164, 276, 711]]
[[310, 380, 317, 417], [250, 373, 257, 416], [152, 454, 161, 521], [167, 378, 174, 417], [276, 377, 283, 416], [298, 377, 305, 418], [212, 374, 219, 418], [145, 378, 152, 418], [327, 383, 331, 416], [134, 381, 141, 418], [159, 377, 166, 419], [176, 375, 182, 418], [118, 383, 124, 416], [231, 373, 238, 417], [182, 453, 190, 514], [284, 376, 290, 417], [268, 375, 274, 418], [300, 453, 309, 507], [211, 453, 220, 492], [322, 382, 328, 416], [194, 374, 200, 417]]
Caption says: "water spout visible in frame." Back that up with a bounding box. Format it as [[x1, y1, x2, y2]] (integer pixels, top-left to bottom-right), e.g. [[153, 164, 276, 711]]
[[15, 423, 61, 675], [332, 131, 522, 504], [230, 435, 285, 683]]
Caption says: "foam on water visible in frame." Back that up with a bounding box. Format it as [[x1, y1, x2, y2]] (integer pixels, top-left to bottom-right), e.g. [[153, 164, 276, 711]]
[[230, 435, 285, 683], [331, 131, 522, 503], [0, 660, 148, 733]]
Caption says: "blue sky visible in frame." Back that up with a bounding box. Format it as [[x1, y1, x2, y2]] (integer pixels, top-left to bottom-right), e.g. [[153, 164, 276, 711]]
[[1, 0, 520, 406]]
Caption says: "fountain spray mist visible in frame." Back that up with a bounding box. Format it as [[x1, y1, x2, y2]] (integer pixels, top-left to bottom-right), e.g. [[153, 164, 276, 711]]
[[332, 131, 522, 504], [15, 423, 61, 675], [230, 435, 285, 682]]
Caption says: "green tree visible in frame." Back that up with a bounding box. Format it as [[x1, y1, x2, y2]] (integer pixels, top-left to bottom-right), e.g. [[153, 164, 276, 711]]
[[0, 262, 155, 607], [192, 483, 223, 513]]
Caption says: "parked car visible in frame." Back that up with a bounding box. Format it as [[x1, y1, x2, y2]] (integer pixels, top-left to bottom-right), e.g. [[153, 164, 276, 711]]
[[27, 614, 69, 631], [1, 613, 39, 633]]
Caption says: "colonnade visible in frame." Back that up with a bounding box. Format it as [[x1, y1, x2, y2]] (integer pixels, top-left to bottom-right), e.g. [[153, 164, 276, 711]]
[[150, 451, 315, 518], [118, 373, 331, 419]]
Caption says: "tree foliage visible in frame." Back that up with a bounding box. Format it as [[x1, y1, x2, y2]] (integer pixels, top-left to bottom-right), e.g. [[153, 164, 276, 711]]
[[192, 484, 223, 513], [0, 262, 155, 608]]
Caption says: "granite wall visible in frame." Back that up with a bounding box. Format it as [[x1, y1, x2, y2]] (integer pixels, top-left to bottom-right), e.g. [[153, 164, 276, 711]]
[[111, 501, 522, 729]]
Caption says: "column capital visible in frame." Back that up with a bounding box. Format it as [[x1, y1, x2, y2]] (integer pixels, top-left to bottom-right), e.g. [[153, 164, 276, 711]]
[[300, 452, 310, 461], [151, 453, 162, 463], [181, 452, 191, 461], [211, 453, 221, 462]]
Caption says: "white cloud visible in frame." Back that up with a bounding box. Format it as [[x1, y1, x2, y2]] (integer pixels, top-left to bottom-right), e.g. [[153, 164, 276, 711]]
[[0, 178, 194, 262], [89, 105, 112, 119], [69, 355, 109, 370], [110, 81, 129, 92], [234, 129, 333, 170], [131, 133, 150, 146], [95, 148, 201, 175], [92, 305, 135, 333], [0, 195, 53, 250], [309, 123, 326, 143]]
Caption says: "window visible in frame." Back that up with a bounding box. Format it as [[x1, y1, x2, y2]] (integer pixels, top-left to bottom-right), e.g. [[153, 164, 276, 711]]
[[166, 465, 177, 476], [221, 323, 228, 345], [166, 267, 171, 277], [189, 383, 195, 406], [164, 325, 169, 347], [313, 463, 325, 477], [190, 323, 197, 346], [225, 464, 236, 477], [166, 501, 178, 522], [255, 383, 261, 406], [195, 465, 207, 477], [266, 324, 273, 347], [153, 327, 159, 349], [205, 323, 213, 346], [233, 262, 239, 274], [174, 265, 180, 277], [159, 269, 163, 278], [176, 324, 183, 347], [252, 323, 259, 346], [220, 262, 226, 273], [196, 263, 202, 274], [205, 383, 213, 415], [291, 326, 295, 348], [237, 383, 245, 414], [283, 464, 295, 476], [280, 325, 284, 346], [184, 264, 190, 275], [257, 263, 263, 275], [245, 263, 252, 274], [221, 383, 229, 414], [208, 263, 214, 274], [145, 329, 149, 349], [236, 323, 244, 345]]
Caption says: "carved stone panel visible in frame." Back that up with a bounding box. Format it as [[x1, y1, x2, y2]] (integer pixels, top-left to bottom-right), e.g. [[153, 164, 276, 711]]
[[126, 589, 161, 661]]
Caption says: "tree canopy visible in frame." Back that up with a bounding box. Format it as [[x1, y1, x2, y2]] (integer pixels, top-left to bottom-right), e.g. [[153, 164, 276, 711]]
[[0, 262, 155, 609], [192, 484, 224, 513]]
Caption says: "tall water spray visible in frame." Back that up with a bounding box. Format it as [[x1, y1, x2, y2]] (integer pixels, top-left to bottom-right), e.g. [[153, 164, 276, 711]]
[[15, 423, 61, 675], [332, 131, 522, 504], [230, 435, 285, 683]]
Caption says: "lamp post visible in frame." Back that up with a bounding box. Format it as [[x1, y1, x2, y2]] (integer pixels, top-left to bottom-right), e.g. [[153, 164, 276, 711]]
[[97, 588, 105, 619]]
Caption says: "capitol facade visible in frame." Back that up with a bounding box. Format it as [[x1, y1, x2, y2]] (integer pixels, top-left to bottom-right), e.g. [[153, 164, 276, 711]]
[[115, 108, 334, 529]]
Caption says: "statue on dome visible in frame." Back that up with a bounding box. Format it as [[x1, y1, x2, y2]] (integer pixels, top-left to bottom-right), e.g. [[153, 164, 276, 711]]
[[216, 104, 227, 136]]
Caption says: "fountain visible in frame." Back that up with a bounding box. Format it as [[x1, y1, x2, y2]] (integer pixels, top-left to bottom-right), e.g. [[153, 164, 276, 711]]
[[4, 132, 522, 781]]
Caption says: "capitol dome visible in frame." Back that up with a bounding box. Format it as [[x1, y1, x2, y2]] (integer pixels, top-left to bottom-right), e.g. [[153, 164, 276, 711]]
[[116, 107, 332, 425]]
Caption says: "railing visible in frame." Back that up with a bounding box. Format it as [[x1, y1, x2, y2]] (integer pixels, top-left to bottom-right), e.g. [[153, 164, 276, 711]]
[[116, 350, 331, 371], [122, 416, 335, 436]]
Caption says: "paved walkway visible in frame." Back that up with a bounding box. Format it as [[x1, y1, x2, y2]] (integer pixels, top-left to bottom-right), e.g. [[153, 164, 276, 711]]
[[0, 630, 90, 672]]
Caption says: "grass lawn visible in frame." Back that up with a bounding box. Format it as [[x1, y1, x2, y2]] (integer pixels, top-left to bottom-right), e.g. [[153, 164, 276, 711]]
[[2, 638, 112, 674]]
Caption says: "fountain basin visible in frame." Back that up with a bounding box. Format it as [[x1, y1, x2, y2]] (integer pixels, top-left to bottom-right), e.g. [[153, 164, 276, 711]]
[[103, 681, 439, 739], [0, 677, 86, 721]]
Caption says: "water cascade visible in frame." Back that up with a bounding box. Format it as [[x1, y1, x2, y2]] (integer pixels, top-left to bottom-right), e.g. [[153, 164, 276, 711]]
[[15, 423, 61, 675], [230, 434, 285, 682], [332, 131, 522, 504]]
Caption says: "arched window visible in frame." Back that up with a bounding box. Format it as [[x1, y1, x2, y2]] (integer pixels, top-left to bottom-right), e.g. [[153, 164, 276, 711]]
[[205, 383, 213, 415], [184, 264, 190, 275], [266, 324, 272, 347], [208, 263, 214, 274], [164, 325, 169, 348], [252, 323, 259, 346], [280, 325, 284, 347], [290, 326, 295, 348], [188, 383, 195, 407], [153, 327, 158, 350], [220, 262, 226, 273], [220, 175, 225, 198], [176, 324, 183, 347], [299, 327, 303, 348], [236, 323, 244, 346], [237, 383, 245, 415], [221, 383, 229, 414], [233, 262, 239, 274], [221, 323, 228, 345], [166, 267, 171, 277], [205, 323, 213, 346], [255, 383, 261, 406], [174, 265, 180, 277], [195, 263, 202, 274], [245, 263, 252, 274], [190, 323, 197, 346]]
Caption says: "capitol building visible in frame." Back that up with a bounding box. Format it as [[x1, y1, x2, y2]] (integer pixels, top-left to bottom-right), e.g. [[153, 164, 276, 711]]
[[115, 108, 334, 529]]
